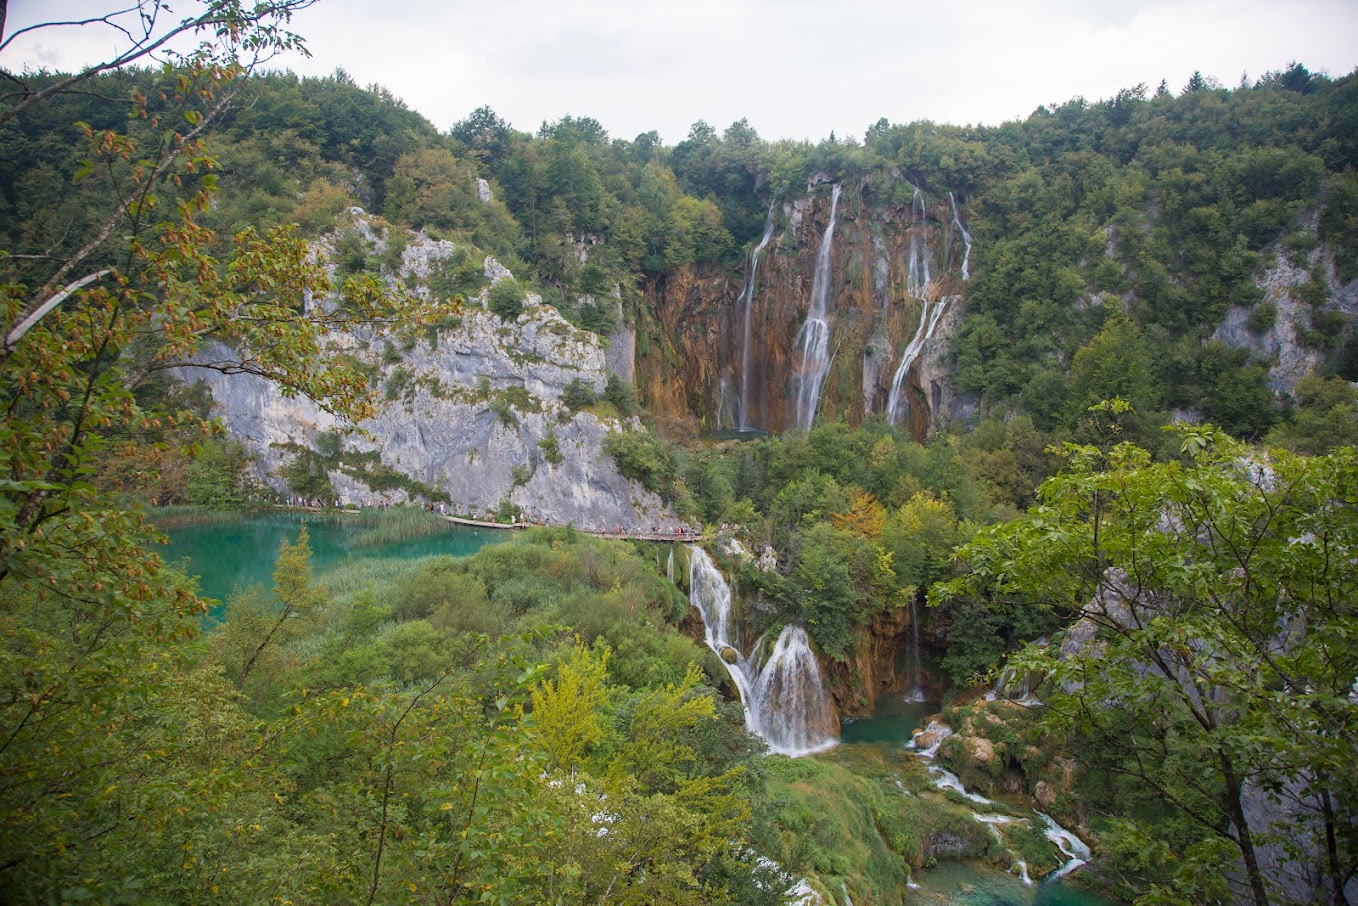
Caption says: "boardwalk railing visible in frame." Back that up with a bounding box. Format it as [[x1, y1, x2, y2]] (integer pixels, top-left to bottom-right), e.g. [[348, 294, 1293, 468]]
[[437, 513, 700, 542]]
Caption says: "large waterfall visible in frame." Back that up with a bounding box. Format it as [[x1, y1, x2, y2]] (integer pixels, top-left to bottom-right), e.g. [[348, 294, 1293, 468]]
[[885, 186, 946, 426], [739, 206, 778, 430], [792, 184, 842, 431], [688, 547, 838, 756]]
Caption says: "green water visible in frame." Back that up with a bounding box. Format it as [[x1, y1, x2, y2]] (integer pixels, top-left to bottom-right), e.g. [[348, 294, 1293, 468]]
[[160, 512, 501, 604], [837, 699, 1123, 906], [840, 696, 937, 745], [912, 861, 1119, 906]]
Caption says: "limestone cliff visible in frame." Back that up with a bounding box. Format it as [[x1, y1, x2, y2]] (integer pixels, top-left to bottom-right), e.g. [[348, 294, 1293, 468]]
[[182, 214, 684, 530], [1214, 242, 1358, 399]]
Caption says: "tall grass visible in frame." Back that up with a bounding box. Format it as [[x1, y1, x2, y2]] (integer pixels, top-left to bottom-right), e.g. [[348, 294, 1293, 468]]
[[346, 506, 456, 548], [148, 504, 264, 529]]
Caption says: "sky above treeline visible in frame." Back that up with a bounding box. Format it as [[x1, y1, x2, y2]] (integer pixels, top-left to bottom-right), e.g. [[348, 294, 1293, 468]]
[[8, 0, 1358, 145]]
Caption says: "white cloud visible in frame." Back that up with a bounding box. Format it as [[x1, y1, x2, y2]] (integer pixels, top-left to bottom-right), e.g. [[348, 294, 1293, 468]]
[[5, 0, 1356, 143]]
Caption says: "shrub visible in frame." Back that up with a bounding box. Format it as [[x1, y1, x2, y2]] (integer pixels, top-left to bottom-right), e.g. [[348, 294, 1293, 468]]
[[1246, 300, 1276, 333], [488, 277, 526, 320], [562, 378, 598, 410]]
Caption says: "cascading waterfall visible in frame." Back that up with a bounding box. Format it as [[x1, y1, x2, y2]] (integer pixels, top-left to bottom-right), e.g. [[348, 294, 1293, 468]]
[[666, 548, 674, 583], [1038, 812, 1092, 879], [688, 546, 837, 756], [885, 186, 946, 426], [908, 697, 1092, 885], [907, 598, 925, 701], [716, 378, 734, 430], [738, 206, 777, 430], [792, 184, 841, 431], [949, 191, 973, 281]]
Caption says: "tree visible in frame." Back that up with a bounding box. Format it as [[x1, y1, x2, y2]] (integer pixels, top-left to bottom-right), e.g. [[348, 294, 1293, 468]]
[[487, 276, 526, 319], [0, 4, 420, 896], [936, 429, 1358, 904]]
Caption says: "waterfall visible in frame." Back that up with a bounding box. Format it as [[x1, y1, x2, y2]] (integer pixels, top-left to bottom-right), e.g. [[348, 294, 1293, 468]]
[[716, 377, 734, 430], [792, 184, 842, 431], [949, 191, 973, 281], [907, 597, 925, 701], [885, 186, 946, 426], [1038, 812, 1092, 879], [688, 547, 837, 756], [666, 547, 674, 583], [738, 206, 777, 430]]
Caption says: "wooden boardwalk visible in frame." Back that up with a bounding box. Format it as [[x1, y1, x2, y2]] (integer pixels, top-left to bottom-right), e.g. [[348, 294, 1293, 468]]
[[269, 504, 699, 543], [437, 513, 699, 543]]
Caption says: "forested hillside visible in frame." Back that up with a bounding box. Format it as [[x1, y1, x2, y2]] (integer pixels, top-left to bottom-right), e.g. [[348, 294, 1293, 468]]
[[2, 3, 1356, 902]]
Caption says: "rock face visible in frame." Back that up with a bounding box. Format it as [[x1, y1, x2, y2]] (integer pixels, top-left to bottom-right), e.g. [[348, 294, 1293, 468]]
[[825, 604, 922, 717], [182, 215, 684, 530], [1213, 245, 1358, 399], [637, 179, 973, 441], [638, 188, 1354, 439]]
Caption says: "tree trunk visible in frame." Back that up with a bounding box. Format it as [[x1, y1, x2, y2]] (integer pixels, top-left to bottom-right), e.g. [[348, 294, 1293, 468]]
[[1221, 754, 1271, 906]]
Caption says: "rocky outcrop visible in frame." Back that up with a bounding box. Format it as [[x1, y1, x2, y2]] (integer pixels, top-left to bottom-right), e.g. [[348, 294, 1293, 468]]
[[1213, 245, 1358, 400], [182, 215, 684, 530]]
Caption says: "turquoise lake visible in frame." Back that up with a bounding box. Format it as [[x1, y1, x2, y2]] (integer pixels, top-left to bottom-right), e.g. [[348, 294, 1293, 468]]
[[159, 511, 503, 605]]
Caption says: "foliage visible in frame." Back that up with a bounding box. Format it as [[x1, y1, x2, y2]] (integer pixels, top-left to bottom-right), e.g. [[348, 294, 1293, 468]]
[[936, 429, 1358, 904], [487, 276, 527, 320]]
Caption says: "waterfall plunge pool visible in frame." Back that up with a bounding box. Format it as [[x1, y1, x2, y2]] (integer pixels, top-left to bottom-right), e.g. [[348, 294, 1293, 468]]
[[910, 860, 1120, 906], [839, 696, 937, 746]]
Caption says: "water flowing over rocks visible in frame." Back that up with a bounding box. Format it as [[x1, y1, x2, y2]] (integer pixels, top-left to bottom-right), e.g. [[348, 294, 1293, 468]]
[[687, 547, 838, 756], [636, 178, 974, 439]]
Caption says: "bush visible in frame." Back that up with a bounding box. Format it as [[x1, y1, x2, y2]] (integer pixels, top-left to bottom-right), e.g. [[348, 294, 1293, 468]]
[[539, 432, 563, 465], [604, 430, 677, 501], [604, 373, 636, 416], [562, 378, 599, 410], [488, 277, 526, 320], [1246, 300, 1277, 334]]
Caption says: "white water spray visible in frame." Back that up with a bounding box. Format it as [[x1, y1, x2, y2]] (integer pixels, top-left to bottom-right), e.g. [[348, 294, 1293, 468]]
[[739, 206, 777, 430], [793, 185, 841, 431], [1038, 811, 1091, 880], [688, 547, 837, 756], [949, 191, 973, 281], [907, 598, 925, 701], [885, 186, 947, 426]]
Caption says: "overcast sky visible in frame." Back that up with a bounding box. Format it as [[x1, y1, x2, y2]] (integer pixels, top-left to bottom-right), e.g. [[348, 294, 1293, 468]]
[[8, 0, 1358, 145]]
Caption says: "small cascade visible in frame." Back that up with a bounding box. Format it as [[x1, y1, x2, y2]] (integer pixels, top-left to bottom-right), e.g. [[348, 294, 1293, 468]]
[[907, 597, 925, 701], [885, 186, 947, 426], [688, 547, 837, 756], [908, 718, 952, 757], [792, 184, 842, 431], [949, 191, 973, 281], [666, 547, 674, 583], [984, 660, 1045, 708], [928, 764, 993, 805], [973, 814, 1034, 886], [739, 206, 777, 430], [1038, 812, 1091, 880]]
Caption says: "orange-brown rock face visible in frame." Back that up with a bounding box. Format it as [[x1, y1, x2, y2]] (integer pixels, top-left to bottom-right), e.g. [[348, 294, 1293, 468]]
[[636, 178, 970, 441]]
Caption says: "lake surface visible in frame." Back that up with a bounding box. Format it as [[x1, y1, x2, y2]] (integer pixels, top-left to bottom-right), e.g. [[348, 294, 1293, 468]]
[[840, 696, 937, 745], [913, 861, 1120, 906], [160, 512, 501, 603]]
